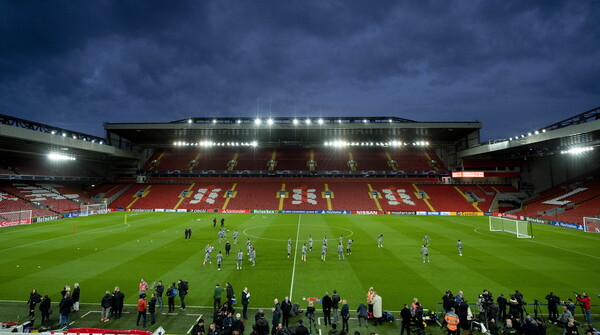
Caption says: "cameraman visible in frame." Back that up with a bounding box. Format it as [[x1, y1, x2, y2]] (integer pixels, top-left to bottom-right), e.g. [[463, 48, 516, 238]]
[[545, 292, 560, 322], [575, 293, 592, 325]]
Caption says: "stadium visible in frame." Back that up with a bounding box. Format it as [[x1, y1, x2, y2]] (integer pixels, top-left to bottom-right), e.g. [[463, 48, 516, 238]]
[[0, 107, 599, 334]]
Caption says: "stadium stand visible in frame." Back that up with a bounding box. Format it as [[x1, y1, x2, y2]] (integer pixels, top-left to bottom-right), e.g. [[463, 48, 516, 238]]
[[414, 184, 480, 212], [366, 181, 432, 212], [176, 181, 236, 210], [224, 180, 281, 210], [271, 148, 311, 170]]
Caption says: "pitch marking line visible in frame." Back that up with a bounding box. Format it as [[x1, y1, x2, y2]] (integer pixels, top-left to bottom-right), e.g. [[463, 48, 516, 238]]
[[187, 314, 203, 334], [289, 214, 302, 301]]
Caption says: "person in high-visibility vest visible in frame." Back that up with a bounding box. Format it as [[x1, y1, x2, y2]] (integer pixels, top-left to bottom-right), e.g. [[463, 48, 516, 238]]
[[445, 307, 460, 335]]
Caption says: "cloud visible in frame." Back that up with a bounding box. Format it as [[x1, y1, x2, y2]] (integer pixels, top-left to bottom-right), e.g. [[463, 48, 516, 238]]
[[1, 0, 599, 140]]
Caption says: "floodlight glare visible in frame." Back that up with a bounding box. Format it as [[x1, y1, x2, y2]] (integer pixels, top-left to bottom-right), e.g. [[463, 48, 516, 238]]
[[306, 119, 311, 125], [212, 119, 217, 124], [542, 129, 546, 133], [188, 119, 193, 124], [237, 119, 242, 124], [267, 119, 274, 125], [47, 153, 76, 161], [251, 141, 258, 147], [254, 118, 261, 125], [293, 119, 299, 125], [338, 119, 342, 124], [318, 119, 324, 125], [51, 130, 56, 135], [534, 130, 539, 135]]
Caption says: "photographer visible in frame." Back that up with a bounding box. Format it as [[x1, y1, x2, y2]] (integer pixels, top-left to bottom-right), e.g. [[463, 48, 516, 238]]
[[575, 293, 592, 325], [545, 292, 560, 322]]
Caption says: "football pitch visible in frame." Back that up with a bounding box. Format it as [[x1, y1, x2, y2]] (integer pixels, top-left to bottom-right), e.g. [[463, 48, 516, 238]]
[[1, 212, 598, 334]]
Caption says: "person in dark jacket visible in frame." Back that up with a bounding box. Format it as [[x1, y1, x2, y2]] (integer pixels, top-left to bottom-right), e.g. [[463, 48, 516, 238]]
[[178, 279, 188, 310], [167, 283, 177, 312], [322, 293, 333, 326], [226, 283, 235, 305], [222, 312, 234, 335], [242, 287, 250, 320], [400, 304, 411, 335], [27, 289, 42, 322], [72, 283, 80, 312], [271, 299, 281, 335], [233, 313, 245, 335], [256, 315, 270, 335], [295, 320, 309, 335], [281, 296, 292, 328], [113, 286, 125, 319], [497, 293, 507, 321], [39, 295, 51, 326], [340, 299, 350, 332], [149, 293, 157, 325], [356, 302, 368, 328], [192, 319, 206, 335], [101, 291, 112, 322], [155, 280, 164, 310], [545, 292, 560, 322], [58, 292, 74, 330], [331, 290, 341, 324]]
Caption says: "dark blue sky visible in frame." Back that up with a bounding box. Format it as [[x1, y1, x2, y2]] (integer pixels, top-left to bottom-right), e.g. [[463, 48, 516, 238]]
[[1, 1, 599, 141]]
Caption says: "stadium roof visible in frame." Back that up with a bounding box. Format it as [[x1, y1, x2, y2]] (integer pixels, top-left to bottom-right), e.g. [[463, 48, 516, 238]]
[[104, 117, 481, 148], [0, 114, 138, 161], [458, 106, 600, 160]]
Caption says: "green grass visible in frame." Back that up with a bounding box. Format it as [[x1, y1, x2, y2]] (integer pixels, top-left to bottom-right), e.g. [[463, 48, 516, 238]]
[[1, 212, 598, 334]]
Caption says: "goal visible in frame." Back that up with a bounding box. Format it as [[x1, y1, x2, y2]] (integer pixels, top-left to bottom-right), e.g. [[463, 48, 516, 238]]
[[0, 210, 33, 228], [79, 203, 108, 217], [583, 217, 600, 233], [489, 216, 533, 238]]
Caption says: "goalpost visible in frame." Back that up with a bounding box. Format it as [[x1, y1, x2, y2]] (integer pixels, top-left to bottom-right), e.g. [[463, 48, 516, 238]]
[[79, 203, 108, 217], [0, 210, 33, 228], [583, 217, 600, 233], [489, 216, 533, 238]]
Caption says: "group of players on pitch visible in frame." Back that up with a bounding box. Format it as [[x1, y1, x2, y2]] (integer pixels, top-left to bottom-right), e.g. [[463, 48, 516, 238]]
[[199, 219, 465, 270]]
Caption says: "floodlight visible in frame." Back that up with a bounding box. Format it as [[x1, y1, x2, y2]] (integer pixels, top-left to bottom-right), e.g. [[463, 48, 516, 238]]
[[188, 119, 193, 124], [267, 119, 274, 125], [51, 130, 56, 135], [509, 137, 513, 141], [542, 129, 546, 133], [293, 119, 299, 125], [254, 118, 261, 125], [251, 141, 258, 147], [528, 132, 532, 136], [318, 119, 324, 125], [47, 153, 76, 161], [212, 119, 217, 124], [306, 119, 311, 125], [237, 119, 242, 124], [534, 130, 539, 135], [62, 133, 66, 137], [363, 119, 368, 123], [388, 119, 393, 123], [338, 119, 342, 124]]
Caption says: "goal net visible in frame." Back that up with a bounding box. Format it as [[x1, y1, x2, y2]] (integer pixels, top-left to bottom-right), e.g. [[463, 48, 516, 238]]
[[0, 210, 33, 228], [583, 217, 600, 233], [79, 203, 108, 217], [489, 216, 533, 238]]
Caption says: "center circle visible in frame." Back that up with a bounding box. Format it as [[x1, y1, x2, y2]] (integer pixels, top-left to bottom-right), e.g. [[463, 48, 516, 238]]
[[242, 223, 354, 242]]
